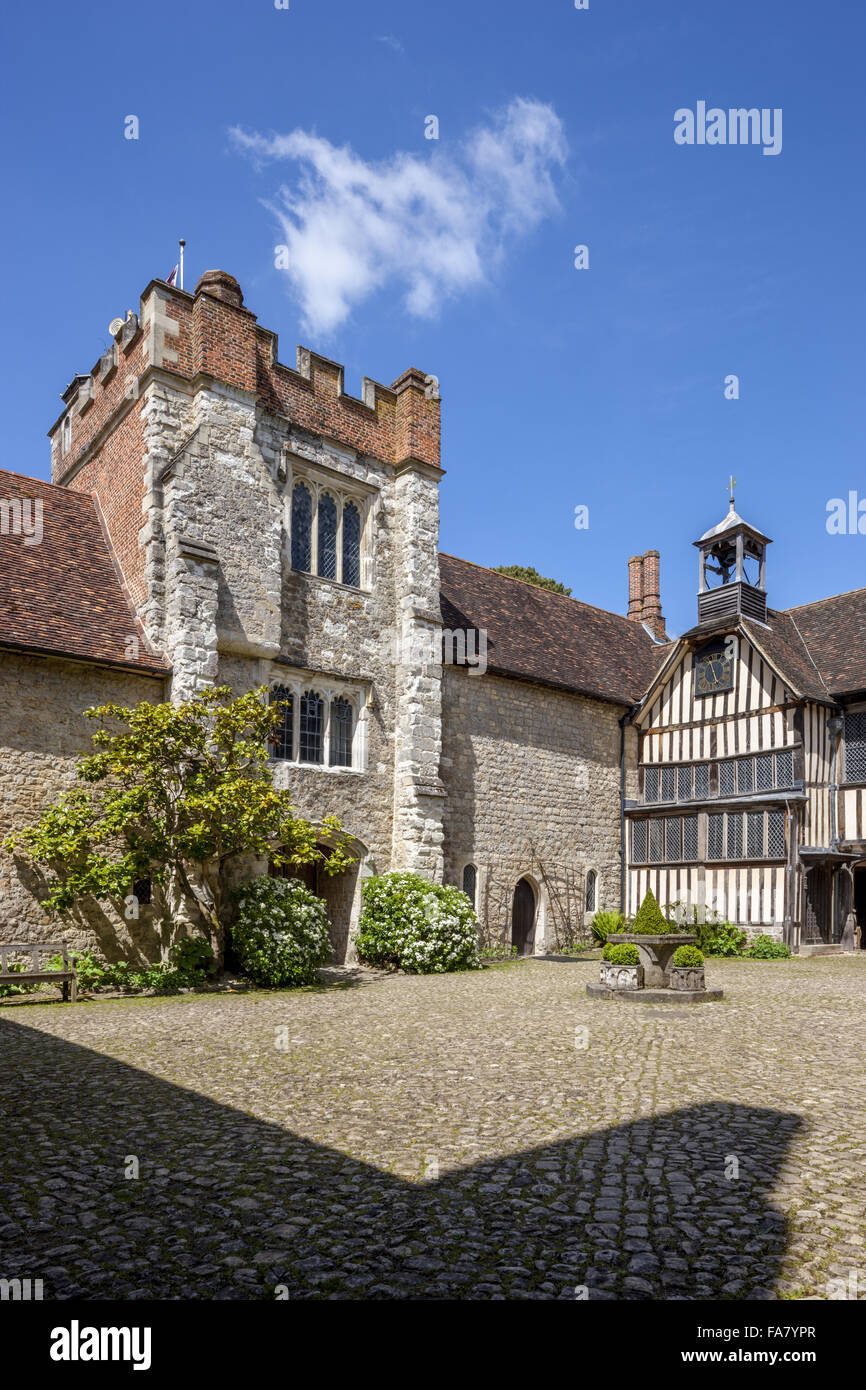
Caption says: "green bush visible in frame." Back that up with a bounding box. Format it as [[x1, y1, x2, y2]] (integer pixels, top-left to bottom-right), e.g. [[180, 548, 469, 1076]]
[[0, 962, 39, 998], [231, 876, 333, 987], [45, 939, 214, 995], [671, 945, 704, 968], [744, 934, 791, 960], [591, 910, 624, 946], [702, 923, 747, 957], [631, 889, 672, 935], [355, 871, 482, 974], [602, 942, 640, 965]]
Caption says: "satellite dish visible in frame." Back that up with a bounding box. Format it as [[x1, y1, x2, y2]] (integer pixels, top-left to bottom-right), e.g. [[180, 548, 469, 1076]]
[[109, 317, 125, 337]]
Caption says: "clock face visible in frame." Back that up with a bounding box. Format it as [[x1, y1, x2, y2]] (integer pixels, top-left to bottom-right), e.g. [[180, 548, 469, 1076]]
[[694, 647, 734, 697]]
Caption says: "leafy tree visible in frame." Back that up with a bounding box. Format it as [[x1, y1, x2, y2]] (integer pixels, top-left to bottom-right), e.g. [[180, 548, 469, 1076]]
[[4, 687, 354, 958], [492, 565, 572, 596]]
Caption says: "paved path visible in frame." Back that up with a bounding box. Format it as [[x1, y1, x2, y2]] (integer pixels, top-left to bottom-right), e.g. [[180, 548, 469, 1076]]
[[1, 955, 864, 1300]]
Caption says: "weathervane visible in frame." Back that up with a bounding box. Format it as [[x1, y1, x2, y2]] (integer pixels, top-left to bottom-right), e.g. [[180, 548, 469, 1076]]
[[728, 474, 736, 508]]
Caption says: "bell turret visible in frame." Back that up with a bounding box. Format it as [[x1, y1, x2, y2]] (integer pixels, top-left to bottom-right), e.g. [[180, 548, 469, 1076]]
[[694, 493, 770, 625]]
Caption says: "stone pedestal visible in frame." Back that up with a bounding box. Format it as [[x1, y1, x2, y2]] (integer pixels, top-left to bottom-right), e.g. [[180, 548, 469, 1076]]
[[607, 933, 697, 988]]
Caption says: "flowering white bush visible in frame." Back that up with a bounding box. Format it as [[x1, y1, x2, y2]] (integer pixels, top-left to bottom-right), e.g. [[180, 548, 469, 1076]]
[[355, 872, 481, 974], [231, 876, 333, 986]]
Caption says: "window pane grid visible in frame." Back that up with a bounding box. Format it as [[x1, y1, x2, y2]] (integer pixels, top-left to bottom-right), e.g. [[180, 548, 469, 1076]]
[[775, 750, 794, 788], [271, 685, 293, 761], [747, 811, 764, 858], [329, 697, 353, 768], [644, 767, 659, 803], [632, 820, 647, 863], [845, 712, 866, 781], [677, 766, 692, 801], [660, 766, 676, 803], [707, 814, 724, 860], [755, 754, 773, 791], [726, 813, 743, 859], [291, 482, 312, 572], [648, 820, 664, 864], [300, 691, 324, 764], [318, 493, 338, 580], [694, 763, 709, 799], [767, 811, 786, 858], [342, 502, 361, 588], [737, 758, 754, 794], [718, 761, 735, 797], [682, 816, 698, 861], [665, 818, 681, 863]]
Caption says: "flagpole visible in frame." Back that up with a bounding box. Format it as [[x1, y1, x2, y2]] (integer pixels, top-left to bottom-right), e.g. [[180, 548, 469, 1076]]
[[179, 239, 185, 291]]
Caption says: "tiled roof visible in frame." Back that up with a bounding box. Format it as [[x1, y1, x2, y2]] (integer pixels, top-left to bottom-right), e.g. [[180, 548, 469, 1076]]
[[0, 469, 168, 675], [439, 553, 666, 705], [782, 588, 866, 696]]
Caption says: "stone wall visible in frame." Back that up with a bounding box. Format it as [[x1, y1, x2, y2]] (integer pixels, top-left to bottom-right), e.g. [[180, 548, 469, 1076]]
[[441, 667, 630, 951], [0, 651, 168, 958]]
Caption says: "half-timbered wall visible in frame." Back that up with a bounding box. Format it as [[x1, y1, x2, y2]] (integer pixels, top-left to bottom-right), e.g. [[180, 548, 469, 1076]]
[[626, 634, 806, 936]]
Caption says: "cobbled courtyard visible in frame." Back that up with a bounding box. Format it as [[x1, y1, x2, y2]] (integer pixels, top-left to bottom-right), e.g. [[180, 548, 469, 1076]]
[[1, 954, 865, 1301]]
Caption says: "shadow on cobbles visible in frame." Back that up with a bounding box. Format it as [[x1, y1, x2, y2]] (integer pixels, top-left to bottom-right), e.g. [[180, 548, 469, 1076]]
[[0, 1014, 800, 1300]]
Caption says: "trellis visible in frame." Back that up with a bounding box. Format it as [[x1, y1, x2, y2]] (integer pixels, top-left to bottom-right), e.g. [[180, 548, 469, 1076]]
[[479, 840, 590, 953]]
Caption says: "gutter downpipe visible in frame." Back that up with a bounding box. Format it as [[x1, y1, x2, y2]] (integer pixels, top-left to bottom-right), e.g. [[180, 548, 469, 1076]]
[[619, 709, 631, 915]]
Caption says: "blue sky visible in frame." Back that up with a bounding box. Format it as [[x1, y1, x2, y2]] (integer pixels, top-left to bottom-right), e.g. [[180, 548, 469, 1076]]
[[2, 0, 864, 636]]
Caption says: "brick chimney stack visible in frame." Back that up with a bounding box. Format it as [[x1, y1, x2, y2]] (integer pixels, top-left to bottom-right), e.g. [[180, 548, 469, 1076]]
[[627, 550, 666, 641], [627, 555, 645, 620]]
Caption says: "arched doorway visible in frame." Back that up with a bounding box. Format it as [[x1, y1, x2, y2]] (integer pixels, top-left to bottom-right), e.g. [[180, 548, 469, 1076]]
[[511, 877, 536, 956], [271, 841, 362, 963]]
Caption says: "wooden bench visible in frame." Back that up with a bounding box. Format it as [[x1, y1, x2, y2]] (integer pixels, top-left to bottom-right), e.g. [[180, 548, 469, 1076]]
[[0, 943, 78, 1002]]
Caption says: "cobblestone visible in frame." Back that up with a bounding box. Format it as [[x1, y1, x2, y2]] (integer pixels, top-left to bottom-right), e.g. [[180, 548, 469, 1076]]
[[1, 954, 865, 1300]]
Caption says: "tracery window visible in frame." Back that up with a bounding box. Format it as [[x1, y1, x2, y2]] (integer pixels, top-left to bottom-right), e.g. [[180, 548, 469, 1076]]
[[289, 476, 366, 588], [585, 869, 597, 913], [329, 697, 353, 768], [300, 690, 324, 764], [272, 684, 294, 761]]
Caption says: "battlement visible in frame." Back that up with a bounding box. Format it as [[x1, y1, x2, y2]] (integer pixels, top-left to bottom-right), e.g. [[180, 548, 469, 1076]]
[[49, 269, 441, 482]]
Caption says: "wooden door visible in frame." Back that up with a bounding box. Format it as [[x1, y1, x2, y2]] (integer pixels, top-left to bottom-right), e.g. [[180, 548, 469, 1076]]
[[511, 878, 536, 956], [804, 866, 831, 944]]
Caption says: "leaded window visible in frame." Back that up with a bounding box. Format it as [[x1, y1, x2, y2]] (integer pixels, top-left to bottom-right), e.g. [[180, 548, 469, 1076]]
[[727, 813, 743, 859], [585, 868, 597, 913], [660, 766, 676, 803], [694, 763, 710, 799], [291, 482, 312, 572], [747, 811, 764, 858], [719, 760, 735, 797], [299, 690, 324, 764], [462, 863, 477, 907], [677, 766, 692, 801], [648, 819, 664, 864], [632, 820, 647, 863], [707, 813, 724, 860], [329, 696, 353, 768], [775, 749, 794, 788], [271, 684, 294, 761], [342, 501, 361, 588], [682, 815, 698, 861], [665, 818, 681, 863], [755, 753, 774, 792], [737, 758, 754, 794], [644, 766, 659, 803], [767, 811, 786, 859], [845, 712, 866, 782], [318, 493, 338, 580]]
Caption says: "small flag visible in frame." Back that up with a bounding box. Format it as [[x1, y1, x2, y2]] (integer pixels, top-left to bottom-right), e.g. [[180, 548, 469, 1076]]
[[166, 264, 178, 286]]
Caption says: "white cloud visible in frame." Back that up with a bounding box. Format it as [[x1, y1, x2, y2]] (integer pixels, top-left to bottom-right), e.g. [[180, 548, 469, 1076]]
[[376, 34, 404, 54], [230, 98, 567, 336]]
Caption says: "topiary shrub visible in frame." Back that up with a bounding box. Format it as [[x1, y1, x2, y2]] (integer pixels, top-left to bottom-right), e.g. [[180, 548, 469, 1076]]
[[672, 944, 704, 968], [355, 872, 482, 974], [591, 910, 624, 946], [603, 942, 640, 965], [631, 889, 672, 935], [231, 876, 333, 987], [744, 934, 791, 960]]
